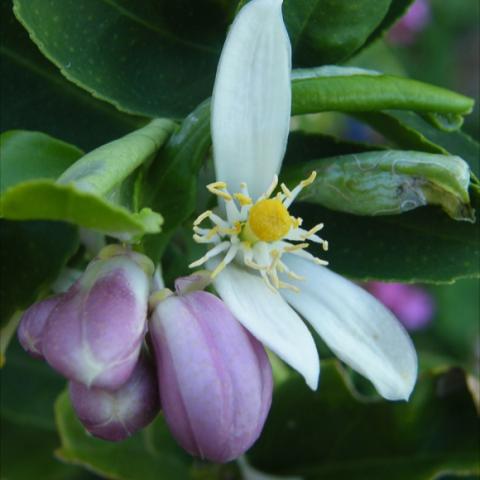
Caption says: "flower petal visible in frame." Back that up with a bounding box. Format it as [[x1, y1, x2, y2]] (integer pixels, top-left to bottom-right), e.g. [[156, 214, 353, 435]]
[[281, 256, 417, 401], [212, 263, 319, 390], [211, 0, 291, 200]]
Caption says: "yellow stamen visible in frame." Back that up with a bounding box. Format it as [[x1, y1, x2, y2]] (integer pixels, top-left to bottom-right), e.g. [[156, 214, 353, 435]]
[[206, 226, 220, 240], [284, 243, 309, 252], [194, 210, 212, 226], [301, 171, 317, 188], [301, 223, 324, 240], [211, 261, 226, 278], [207, 182, 232, 201], [233, 193, 253, 206], [281, 183, 292, 197]]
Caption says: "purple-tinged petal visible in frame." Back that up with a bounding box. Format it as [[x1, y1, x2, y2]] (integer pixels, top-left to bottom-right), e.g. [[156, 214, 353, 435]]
[[69, 353, 159, 441], [150, 289, 272, 463], [43, 247, 152, 389], [17, 295, 62, 359]]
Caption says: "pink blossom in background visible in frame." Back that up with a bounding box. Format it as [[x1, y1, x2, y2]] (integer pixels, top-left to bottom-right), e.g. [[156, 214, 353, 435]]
[[365, 282, 435, 331], [388, 0, 431, 45]]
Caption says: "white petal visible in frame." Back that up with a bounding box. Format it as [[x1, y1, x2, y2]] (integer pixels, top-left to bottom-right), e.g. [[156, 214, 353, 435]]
[[281, 256, 418, 401], [212, 263, 319, 389], [211, 0, 291, 200]]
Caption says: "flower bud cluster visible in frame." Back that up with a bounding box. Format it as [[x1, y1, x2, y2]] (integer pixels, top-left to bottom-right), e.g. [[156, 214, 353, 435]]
[[18, 245, 272, 462]]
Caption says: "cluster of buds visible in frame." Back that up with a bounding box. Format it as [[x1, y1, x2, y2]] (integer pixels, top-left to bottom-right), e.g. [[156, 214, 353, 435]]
[[18, 245, 272, 462]]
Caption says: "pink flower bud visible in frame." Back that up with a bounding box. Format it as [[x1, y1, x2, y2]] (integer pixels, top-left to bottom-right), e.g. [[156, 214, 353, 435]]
[[365, 282, 435, 331], [69, 353, 159, 441], [149, 275, 273, 463], [17, 295, 62, 359], [43, 246, 153, 389]]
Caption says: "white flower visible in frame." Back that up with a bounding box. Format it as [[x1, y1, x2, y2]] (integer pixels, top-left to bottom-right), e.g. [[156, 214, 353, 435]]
[[190, 0, 417, 400]]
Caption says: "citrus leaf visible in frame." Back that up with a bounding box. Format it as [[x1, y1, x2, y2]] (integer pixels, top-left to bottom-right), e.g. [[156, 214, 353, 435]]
[[1, 122, 175, 239], [1, 0, 142, 151], [0, 219, 79, 326], [291, 67, 474, 118], [294, 195, 480, 283], [284, 150, 474, 222], [248, 362, 480, 479], [55, 390, 190, 480]]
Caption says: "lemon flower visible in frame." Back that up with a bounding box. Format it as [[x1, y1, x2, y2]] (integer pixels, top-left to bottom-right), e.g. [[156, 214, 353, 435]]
[[190, 0, 417, 400]]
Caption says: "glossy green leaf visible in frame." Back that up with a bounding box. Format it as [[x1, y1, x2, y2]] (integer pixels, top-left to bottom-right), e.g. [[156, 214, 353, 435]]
[[0, 418, 81, 480], [12, 0, 226, 118], [0, 220, 79, 326], [291, 67, 474, 117], [293, 195, 480, 283], [0, 0, 142, 151], [366, 0, 415, 44], [55, 391, 190, 480], [285, 131, 384, 164], [284, 0, 392, 65], [248, 362, 480, 479], [0, 130, 83, 193], [1, 181, 163, 239], [1, 122, 175, 238], [57, 118, 174, 194], [11, 0, 403, 118], [285, 150, 474, 221], [356, 111, 480, 177], [142, 101, 212, 263], [0, 312, 21, 367], [0, 340, 66, 429]]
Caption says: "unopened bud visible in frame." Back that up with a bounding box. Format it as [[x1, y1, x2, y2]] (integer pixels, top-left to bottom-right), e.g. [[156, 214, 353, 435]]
[[149, 274, 273, 463], [43, 245, 153, 389], [17, 295, 62, 359], [69, 353, 159, 441]]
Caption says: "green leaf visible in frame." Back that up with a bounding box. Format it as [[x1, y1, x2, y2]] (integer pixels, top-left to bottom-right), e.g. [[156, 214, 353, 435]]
[[285, 131, 384, 165], [12, 0, 226, 118], [57, 118, 174, 194], [293, 195, 480, 283], [0, 130, 83, 194], [0, 312, 21, 367], [1, 181, 163, 239], [356, 111, 480, 177], [365, 0, 415, 45], [1, 122, 175, 239], [142, 101, 212, 263], [0, 0, 143, 151], [284, 0, 392, 65], [55, 390, 190, 480], [0, 220, 79, 326], [0, 418, 81, 480], [0, 340, 66, 430], [284, 150, 475, 222], [11, 0, 399, 118], [291, 67, 474, 117], [248, 362, 480, 479]]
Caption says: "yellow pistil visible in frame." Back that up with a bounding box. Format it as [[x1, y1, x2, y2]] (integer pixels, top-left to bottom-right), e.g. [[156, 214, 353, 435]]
[[247, 198, 292, 242]]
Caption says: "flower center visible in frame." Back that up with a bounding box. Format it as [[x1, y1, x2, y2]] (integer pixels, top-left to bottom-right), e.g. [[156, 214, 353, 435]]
[[189, 173, 328, 291], [245, 198, 292, 242]]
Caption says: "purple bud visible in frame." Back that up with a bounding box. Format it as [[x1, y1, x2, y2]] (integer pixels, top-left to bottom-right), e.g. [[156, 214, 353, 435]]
[[388, 0, 431, 45], [17, 295, 62, 359], [43, 246, 153, 389], [69, 353, 159, 441], [365, 282, 435, 331], [149, 278, 273, 463]]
